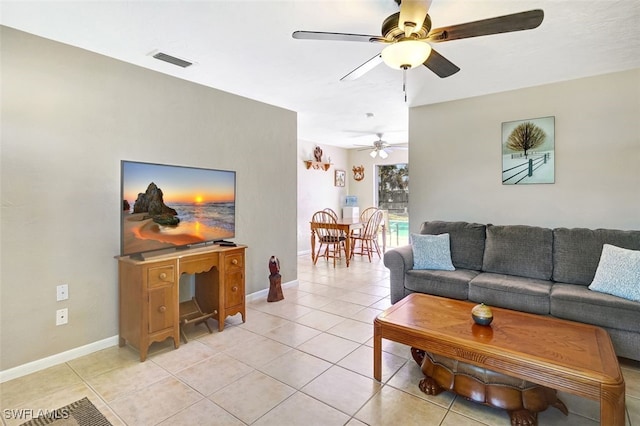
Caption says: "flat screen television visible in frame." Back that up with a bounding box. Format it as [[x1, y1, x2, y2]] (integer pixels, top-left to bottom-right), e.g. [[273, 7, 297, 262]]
[[120, 160, 236, 257]]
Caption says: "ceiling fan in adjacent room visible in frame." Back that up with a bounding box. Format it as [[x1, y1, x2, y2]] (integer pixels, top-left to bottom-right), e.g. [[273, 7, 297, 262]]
[[292, 0, 544, 81], [357, 134, 407, 159]]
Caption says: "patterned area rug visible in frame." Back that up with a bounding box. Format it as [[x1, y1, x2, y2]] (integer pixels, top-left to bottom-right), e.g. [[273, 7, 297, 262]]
[[19, 397, 112, 426]]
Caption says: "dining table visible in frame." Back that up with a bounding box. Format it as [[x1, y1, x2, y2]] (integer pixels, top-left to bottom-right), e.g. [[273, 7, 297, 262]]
[[310, 217, 386, 267]]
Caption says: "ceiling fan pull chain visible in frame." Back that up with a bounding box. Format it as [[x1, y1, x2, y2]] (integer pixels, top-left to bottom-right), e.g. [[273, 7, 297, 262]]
[[402, 67, 408, 102]]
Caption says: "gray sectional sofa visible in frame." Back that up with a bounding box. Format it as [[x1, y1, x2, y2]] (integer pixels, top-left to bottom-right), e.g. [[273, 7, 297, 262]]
[[384, 221, 640, 361]]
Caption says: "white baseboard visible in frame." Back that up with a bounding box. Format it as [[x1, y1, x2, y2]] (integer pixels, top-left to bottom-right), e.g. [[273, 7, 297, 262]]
[[0, 335, 120, 383], [0, 279, 299, 383]]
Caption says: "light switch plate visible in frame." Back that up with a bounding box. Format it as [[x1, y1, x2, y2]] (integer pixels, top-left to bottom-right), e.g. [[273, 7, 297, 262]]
[[57, 284, 69, 301], [56, 308, 68, 325]]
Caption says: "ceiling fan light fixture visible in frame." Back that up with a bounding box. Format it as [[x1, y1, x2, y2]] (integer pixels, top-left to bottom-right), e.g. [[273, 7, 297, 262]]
[[370, 150, 378, 159], [379, 149, 389, 159], [381, 39, 431, 70]]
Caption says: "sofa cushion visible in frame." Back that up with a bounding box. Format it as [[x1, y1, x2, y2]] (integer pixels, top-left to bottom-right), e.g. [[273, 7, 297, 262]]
[[405, 269, 478, 300], [469, 272, 552, 315], [482, 225, 553, 280], [588, 244, 640, 302], [553, 227, 640, 285], [410, 233, 455, 271], [551, 283, 640, 333], [420, 221, 486, 271]]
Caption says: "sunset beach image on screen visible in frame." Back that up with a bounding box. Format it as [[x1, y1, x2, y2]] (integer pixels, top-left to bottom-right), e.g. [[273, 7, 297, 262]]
[[120, 161, 236, 256]]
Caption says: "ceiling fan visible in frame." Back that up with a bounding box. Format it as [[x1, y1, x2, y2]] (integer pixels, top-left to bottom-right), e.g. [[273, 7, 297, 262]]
[[292, 0, 544, 81], [357, 134, 407, 159]]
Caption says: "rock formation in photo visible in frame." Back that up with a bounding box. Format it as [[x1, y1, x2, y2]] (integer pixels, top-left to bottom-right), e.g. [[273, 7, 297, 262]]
[[133, 182, 180, 225]]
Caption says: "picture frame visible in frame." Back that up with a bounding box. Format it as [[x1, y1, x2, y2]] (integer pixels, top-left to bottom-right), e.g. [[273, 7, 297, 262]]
[[501, 116, 555, 185], [334, 169, 345, 187]]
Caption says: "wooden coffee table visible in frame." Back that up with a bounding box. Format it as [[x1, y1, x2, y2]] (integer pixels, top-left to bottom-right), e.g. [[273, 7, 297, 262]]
[[373, 293, 625, 425]]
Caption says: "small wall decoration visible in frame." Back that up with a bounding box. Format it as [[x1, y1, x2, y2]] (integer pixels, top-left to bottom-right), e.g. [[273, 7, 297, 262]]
[[502, 116, 555, 185], [313, 145, 323, 162], [352, 165, 365, 181], [334, 169, 346, 187]]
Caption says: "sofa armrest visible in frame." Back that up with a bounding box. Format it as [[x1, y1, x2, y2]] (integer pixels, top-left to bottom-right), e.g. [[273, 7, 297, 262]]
[[383, 245, 413, 304]]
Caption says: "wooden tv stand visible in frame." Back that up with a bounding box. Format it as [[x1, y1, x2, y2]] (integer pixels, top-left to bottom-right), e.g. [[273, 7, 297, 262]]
[[117, 244, 246, 361]]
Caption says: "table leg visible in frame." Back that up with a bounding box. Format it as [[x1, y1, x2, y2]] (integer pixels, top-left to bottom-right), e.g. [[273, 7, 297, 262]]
[[310, 228, 316, 263], [600, 382, 626, 426], [373, 321, 382, 381], [382, 224, 386, 253], [344, 233, 351, 267]]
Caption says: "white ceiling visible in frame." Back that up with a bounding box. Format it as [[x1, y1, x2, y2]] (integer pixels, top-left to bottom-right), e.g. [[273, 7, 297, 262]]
[[2, 1, 639, 149]]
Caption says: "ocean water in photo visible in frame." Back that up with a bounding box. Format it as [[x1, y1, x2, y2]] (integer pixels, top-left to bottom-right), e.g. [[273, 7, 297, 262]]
[[171, 201, 235, 231]]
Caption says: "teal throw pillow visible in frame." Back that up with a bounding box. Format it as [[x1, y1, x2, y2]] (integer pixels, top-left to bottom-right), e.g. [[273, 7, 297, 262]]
[[411, 233, 455, 271], [588, 244, 640, 302]]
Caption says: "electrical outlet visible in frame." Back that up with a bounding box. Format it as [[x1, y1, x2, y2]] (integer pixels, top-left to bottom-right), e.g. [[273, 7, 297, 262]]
[[56, 284, 69, 301], [56, 308, 68, 325]]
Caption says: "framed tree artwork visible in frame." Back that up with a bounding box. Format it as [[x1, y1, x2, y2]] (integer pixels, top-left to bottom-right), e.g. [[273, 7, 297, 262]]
[[334, 169, 345, 187], [502, 116, 555, 185]]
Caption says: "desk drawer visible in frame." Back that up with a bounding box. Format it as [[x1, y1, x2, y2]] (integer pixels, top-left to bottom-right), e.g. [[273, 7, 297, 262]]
[[225, 253, 244, 271], [148, 266, 175, 288]]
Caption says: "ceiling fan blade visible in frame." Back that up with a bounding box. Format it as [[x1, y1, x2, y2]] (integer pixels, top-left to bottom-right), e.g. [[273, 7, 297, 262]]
[[423, 48, 460, 78], [382, 142, 408, 149], [399, 0, 432, 36], [340, 53, 384, 81], [426, 9, 544, 42], [292, 31, 386, 43]]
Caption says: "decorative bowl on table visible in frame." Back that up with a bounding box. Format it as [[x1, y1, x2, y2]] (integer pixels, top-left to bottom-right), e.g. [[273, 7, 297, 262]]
[[471, 303, 493, 326]]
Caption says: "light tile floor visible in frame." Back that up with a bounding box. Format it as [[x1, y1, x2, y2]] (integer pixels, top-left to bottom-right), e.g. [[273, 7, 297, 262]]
[[1, 254, 638, 425]]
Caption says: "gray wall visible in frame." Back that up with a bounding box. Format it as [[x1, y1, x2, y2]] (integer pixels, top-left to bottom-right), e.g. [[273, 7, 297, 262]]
[[409, 69, 640, 231], [1, 27, 297, 370]]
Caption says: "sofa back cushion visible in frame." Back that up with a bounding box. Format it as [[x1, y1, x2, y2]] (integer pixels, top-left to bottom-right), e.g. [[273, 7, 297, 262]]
[[482, 225, 553, 280], [553, 227, 640, 285], [420, 221, 486, 271]]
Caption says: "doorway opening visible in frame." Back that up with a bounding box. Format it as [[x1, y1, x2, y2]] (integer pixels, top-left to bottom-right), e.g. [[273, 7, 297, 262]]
[[376, 163, 409, 248]]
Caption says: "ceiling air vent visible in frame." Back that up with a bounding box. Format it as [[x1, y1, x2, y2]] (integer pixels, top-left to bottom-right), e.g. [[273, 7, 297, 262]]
[[152, 52, 193, 68]]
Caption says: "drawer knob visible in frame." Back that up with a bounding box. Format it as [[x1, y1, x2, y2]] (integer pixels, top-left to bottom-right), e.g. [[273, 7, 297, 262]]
[[232, 286, 238, 292], [158, 305, 167, 313], [231, 259, 238, 265], [159, 272, 167, 280]]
